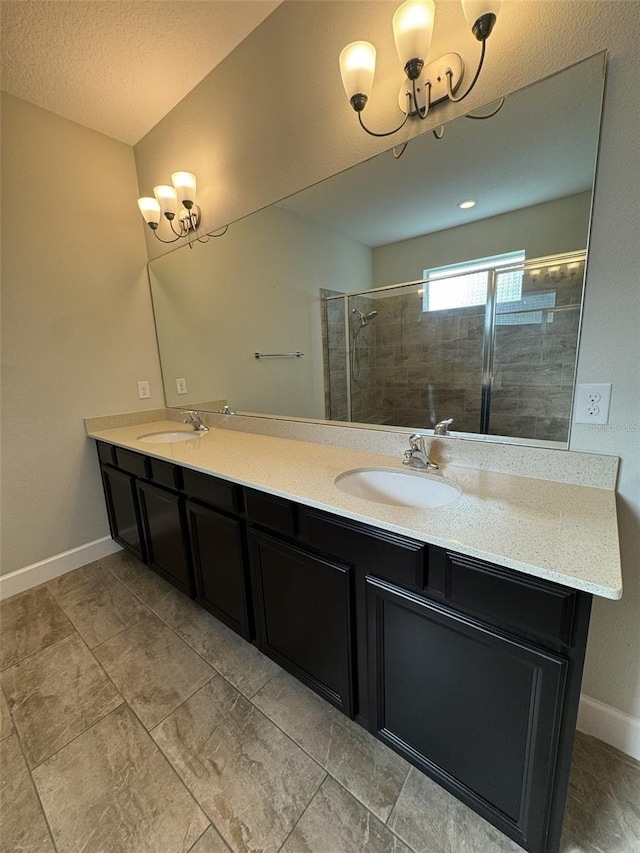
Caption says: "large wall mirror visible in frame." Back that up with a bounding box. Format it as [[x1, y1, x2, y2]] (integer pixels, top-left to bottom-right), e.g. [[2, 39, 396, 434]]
[[148, 53, 605, 447]]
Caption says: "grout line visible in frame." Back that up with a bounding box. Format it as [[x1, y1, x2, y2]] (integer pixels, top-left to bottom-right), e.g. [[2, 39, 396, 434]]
[[276, 770, 328, 852], [12, 725, 62, 853], [27, 696, 126, 773], [101, 559, 416, 839], [0, 626, 80, 675], [248, 675, 410, 827], [386, 764, 412, 826], [47, 564, 152, 653], [148, 674, 219, 733]]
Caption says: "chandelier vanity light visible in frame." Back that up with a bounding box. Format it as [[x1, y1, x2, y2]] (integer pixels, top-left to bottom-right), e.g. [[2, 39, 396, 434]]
[[339, 0, 501, 138]]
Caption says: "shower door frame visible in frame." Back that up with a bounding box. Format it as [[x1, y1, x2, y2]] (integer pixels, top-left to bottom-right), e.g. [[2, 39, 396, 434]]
[[324, 249, 587, 438]]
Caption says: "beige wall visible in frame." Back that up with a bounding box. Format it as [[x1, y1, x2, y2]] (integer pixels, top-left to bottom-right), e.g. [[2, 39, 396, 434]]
[[150, 204, 371, 415], [372, 192, 591, 286], [0, 94, 163, 574], [133, 1, 640, 722]]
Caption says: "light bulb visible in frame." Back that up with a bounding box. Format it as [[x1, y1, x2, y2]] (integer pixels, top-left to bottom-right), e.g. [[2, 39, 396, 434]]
[[137, 197, 161, 228], [171, 172, 197, 209], [392, 0, 435, 75], [339, 41, 376, 110], [153, 185, 178, 217]]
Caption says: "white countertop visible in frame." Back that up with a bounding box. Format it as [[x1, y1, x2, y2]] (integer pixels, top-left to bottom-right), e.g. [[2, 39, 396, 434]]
[[87, 419, 623, 600]]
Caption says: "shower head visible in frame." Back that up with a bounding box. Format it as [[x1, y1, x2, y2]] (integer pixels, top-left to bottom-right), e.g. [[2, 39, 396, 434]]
[[352, 308, 378, 327]]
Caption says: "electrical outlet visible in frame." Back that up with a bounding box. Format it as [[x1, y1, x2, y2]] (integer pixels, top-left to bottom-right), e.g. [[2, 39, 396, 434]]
[[176, 378, 188, 395], [137, 380, 151, 399], [573, 383, 611, 425]]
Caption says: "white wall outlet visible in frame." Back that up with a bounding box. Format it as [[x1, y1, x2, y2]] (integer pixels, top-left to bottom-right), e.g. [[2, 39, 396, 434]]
[[137, 380, 151, 399], [573, 383, 612, 425], [176, 378, 188, 395]]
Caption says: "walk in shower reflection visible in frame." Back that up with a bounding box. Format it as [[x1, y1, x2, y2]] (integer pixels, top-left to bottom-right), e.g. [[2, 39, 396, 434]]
[[323, 252, 585, 443]]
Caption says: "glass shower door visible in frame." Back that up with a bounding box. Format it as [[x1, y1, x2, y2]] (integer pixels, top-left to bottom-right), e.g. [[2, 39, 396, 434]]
[[488, 255, 585, 442]]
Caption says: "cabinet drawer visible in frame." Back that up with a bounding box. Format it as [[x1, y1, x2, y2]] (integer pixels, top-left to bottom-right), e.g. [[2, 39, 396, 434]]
[[115, 448, 148, 478], [148, 458, 182, 491], [300, 508, 425, 589], [428, 549, 576, 646], [182, 468, 241, 515], [244, 489, 297, 537], [96, 441, 116, 466]]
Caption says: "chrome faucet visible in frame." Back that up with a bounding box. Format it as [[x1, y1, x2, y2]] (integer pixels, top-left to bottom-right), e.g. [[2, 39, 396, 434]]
[[434, 418, 454, 436], [403, 434, 439, 471], [182, 410, 209, 432]]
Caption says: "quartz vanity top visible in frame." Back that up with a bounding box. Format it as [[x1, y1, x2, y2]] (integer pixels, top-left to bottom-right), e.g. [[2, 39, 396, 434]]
[[87, 419, 622, 600]]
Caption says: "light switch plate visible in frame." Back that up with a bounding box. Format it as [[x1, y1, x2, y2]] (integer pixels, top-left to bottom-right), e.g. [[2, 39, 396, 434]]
[[573, 383, 612, 424]]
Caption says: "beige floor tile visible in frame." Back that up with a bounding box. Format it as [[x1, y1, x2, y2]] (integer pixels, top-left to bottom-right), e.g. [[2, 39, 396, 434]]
[[387, 767, 522, 853], [189, 826, 232, 852], [563, 731, 640, 853], [559, 828, 600, 852], [155, 589, 280, 698], [48, 559, 149, 647], [152, 675, 326, 853], [150, 579, 207, 629], [32, 704, 209, 853], [281, 777, 412, 853], [253, 669, 410, 822], [1, 632, 122, 768], [102, 549, 175, 608], [0, 735, 54, 853], [0, 686, 14, 740], [0, 585, 74, 670], [93, 612, 215, 729], [0, 734, 56, 852]]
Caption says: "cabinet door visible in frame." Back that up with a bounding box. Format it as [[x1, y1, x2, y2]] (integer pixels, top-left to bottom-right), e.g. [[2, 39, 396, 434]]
[[100, 464, 146, 561], [137, 481, 192, 595], [187, 501, 251, 640], [367, 576, 566, 853], [250, 531, 355, 717]]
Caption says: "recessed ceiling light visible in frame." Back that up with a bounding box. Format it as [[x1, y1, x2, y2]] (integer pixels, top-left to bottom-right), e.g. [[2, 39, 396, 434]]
[[457, 199, 476, 209]]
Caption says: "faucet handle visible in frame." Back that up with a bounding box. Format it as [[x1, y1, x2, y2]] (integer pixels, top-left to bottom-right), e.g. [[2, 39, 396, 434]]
[[409, 433, 425, 451], [434, 419, 454, 436]]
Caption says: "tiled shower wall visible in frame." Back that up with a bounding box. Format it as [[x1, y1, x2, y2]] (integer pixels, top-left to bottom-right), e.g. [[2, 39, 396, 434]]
[[324, 260, 583, 442]]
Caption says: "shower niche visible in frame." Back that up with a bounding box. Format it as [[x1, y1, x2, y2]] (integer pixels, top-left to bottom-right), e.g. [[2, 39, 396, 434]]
[[323, 252, 585, 444]]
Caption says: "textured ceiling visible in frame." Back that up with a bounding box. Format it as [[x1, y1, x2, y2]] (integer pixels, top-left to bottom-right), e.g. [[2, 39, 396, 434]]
[[0, 0, 281, 145]]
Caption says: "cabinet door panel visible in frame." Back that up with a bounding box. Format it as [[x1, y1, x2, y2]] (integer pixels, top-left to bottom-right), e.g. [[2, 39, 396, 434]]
[[367, 577, 566, 851], [100, 465, 146, 561], [250, 531, 354, 716], [187, 501, 251, 639], [137, 482, 191, 594]]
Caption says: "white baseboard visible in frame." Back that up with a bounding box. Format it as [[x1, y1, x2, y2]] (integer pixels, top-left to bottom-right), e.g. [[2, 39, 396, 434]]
[[0, 537, 122, 600], [578, 693, 640, 761]]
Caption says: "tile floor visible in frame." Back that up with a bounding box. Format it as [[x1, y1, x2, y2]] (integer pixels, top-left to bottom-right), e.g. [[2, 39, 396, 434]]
[[0, 551, 638, 853]]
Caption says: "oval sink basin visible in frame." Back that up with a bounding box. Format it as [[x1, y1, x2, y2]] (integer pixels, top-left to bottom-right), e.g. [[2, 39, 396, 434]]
[[137, 431, 199, 444], [335, 467, 461, 509]]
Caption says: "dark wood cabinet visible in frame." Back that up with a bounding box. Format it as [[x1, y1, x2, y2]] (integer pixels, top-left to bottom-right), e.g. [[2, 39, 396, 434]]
[[95, 440, 592, 853], [100, 464, 146, 561], [137, 480, 192, 595], [187, 500, 251, 639], [249, 530, 355, 716], [366, 575, 567, 851], [299, 507, 427, 726]]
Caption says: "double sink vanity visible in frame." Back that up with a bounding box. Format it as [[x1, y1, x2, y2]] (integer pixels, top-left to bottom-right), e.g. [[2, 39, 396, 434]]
[[85, 410, 622, 853]]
